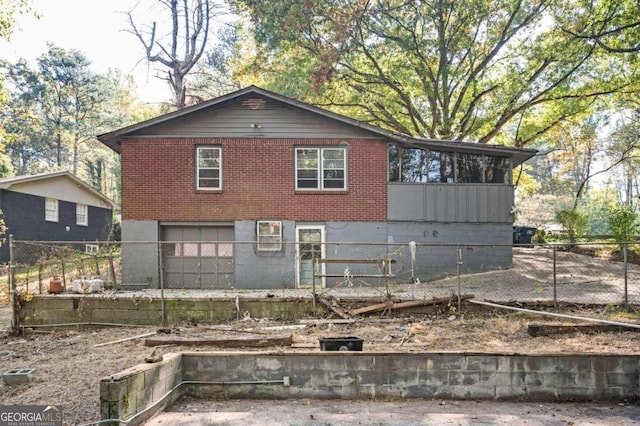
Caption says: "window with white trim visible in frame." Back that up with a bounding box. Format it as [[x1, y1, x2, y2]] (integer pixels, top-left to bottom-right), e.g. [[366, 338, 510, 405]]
[[257, 220, 283, 251], [76, 203, 88, 226], [45, 198, 58, 222], [295, 147, 346, 190], [197, 146, 222, 189]]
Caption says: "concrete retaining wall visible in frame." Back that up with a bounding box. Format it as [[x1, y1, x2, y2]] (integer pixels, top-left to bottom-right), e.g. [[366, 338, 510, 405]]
[[21, 296, 317, 326], [100, 353, 183, 426], [101, 352, 640, 425]]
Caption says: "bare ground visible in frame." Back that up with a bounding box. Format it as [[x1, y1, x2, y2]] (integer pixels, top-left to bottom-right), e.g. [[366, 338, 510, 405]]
[[1, 248, 640, 425]]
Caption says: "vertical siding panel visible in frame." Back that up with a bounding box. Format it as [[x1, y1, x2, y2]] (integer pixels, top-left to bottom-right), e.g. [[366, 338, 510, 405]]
[[424, 185, 436, 221], [447, 186, 457, 222], [478, 185, 488, 222]]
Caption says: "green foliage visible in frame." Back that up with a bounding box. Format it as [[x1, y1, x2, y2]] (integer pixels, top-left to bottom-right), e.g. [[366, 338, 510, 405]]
[[556, 208, 588, 243], [607, 204, 638, 244], [0, 0, 32, 41], [231, 0, 640, 146]]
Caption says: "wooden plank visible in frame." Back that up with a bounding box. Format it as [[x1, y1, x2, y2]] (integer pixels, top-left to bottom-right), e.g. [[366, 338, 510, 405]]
[[144, 334, 293, 348], [315, 258, 396, 264], [350, 295, 474, 316], [314, 274, 396, 278], [93, 332, 157, 347], [316, 297, 352, 319], [527, 324, 640, 337]]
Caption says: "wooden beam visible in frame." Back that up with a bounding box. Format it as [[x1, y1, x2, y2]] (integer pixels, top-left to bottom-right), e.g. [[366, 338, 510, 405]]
[[527, 324, 640, 337], [316, 297, 352, 319], [349, 295, 474, 316], [144, 334, 293, 347]]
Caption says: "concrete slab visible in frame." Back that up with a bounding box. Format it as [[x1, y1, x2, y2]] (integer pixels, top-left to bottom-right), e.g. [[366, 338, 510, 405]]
[[143, 398, 640, 426]]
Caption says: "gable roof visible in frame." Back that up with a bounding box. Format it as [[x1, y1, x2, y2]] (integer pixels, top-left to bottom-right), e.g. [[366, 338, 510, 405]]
[[0, 171, 118, 209], [97, 85, 537, 166]]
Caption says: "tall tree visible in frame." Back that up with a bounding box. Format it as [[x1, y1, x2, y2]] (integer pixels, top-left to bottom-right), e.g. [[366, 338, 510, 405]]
[[0, 0, 34, 178], [231, 0, 639, 146], [561, 0, 640, 53], [1, 45, 155, 191], [127, 0, 229, 108]]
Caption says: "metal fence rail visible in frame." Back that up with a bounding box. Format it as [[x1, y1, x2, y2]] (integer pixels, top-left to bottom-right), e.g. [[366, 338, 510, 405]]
[[2, 238, 638, 329]]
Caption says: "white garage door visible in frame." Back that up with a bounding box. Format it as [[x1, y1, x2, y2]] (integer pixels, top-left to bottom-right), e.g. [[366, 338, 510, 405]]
[[162, 226, 234, 289]]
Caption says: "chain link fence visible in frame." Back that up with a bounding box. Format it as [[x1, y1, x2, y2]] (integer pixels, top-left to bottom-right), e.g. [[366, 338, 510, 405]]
[[2, 239, 638, 327]]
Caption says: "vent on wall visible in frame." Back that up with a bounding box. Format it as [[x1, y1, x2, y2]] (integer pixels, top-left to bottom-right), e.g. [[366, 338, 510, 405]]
[[242, 98, 266, 110]]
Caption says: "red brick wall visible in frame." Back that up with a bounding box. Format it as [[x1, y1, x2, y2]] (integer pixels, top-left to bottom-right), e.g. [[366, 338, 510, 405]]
[[120, 138, 388, 221]]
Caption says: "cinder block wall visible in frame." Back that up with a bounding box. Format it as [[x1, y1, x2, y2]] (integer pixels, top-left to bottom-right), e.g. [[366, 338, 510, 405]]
[[181, 352, 639, 401], [101, 352, 640, 425], [100, 353, 183, 426], [21, 296, 317, 326]]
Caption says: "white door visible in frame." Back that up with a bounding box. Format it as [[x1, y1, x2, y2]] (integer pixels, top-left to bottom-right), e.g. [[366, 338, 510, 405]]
[[296, 226, 325, 288]]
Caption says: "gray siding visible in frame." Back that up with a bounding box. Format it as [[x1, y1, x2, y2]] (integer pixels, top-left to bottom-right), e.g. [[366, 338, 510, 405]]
[[388, 183, 514, 223], [121, 219, 512, 288], [121, 220, 160, 289], [130, 98, 384, 140], [234, 220, 297, 289]]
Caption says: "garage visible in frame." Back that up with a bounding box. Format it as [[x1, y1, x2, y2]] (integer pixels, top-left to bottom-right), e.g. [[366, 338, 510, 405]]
[[162, 225, 234, 289]]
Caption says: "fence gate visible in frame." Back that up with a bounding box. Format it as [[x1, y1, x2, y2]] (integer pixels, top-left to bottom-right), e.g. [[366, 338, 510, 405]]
[[162, 226, 234, 289]]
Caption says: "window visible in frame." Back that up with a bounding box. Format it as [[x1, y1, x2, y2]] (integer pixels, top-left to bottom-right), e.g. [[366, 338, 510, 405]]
[[257, 220, 283, 251], [456, 153, 484, 183], [485, 156, 511, 183], [388, 145, 510, 184], [427, 151, 454, 183], [45, 198, 58, 222], [295, 147, 346, 190], [197, 146, 221, 189], [76, 203, 88, 226]]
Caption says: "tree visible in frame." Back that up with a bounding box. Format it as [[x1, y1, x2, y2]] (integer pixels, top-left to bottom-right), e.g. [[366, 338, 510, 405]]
[[0, 0, 33, 177], [0, 0, 32, 40], [607, 204, 638, 244], [561, 0, 640, 53], [126, 0, 230, 108], [3, 45, 109, 174], [1, 46, 160, 202], [231, 0, 639, 146]]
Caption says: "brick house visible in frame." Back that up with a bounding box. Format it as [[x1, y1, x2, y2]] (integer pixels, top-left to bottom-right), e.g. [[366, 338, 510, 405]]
[[98, 86, 536, 289]]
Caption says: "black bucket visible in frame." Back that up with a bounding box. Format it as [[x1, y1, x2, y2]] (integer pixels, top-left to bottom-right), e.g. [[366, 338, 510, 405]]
[[319, 336, 363, 351]]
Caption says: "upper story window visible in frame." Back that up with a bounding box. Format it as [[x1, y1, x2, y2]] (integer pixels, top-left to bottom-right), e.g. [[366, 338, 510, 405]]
[[196, 146, 222, 190], [296, 147, 346, 190], [45, 198, 58, 222], [389, 145, 511, 184], [76, 203, 88, 226]]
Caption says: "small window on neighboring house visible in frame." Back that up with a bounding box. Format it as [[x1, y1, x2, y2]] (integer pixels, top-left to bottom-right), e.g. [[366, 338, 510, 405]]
[[76, 203, 88, 226], [45, 198, 58, 222], [257, 220, 283, 251], [295, 147, 346, 190], [197, 146, 222, 190]]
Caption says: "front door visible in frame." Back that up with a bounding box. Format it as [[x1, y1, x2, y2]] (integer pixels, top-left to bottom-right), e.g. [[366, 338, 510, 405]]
[[296, 226, 325, 288]]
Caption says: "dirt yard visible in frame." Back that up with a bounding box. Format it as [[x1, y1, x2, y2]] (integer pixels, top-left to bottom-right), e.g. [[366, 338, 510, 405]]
[[1, 305, 640, 425], [1, 246, 640, 425]]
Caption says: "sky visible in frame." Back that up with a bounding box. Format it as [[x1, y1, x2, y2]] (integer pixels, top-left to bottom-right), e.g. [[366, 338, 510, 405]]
[[0, 0, 174, 103]]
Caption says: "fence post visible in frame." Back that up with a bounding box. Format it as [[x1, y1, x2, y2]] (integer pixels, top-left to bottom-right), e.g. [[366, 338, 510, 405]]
[[456, 246, 462, 311], [623, 243, 629, 310], [553, 245, 557, 308], [9, 235, 18, 333], [159, 242, 166, 326]]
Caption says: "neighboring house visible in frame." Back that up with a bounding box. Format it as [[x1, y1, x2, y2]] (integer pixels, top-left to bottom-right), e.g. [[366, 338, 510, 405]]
[[0, 171, 117, 263], [98, 86, 537, 290]]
